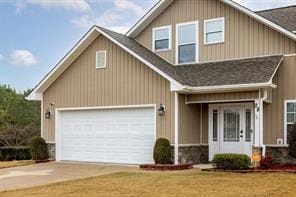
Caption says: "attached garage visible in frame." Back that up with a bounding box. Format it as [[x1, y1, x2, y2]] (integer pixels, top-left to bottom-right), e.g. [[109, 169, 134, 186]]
[[55, 106, 156, 164]]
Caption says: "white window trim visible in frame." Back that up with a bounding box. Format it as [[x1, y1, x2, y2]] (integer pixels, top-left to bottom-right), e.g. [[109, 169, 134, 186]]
[[96, 50, 107, 69], [175, 21, 199, 65], [204, 17, 225, 45], [152, 25, 172, 52], [284, 100, 296, 145]]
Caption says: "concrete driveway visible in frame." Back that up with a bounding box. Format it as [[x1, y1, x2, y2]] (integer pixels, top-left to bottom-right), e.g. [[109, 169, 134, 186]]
[[0, 162, 138, 191]]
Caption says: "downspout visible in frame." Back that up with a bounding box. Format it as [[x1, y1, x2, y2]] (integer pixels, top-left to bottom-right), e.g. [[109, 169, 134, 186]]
[[174, 92, 179, 164], [260, 89, 268, 156]]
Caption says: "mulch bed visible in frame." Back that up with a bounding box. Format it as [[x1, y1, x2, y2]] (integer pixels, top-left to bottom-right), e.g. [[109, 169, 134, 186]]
[[271, 164, 296, 170], [202, 164, 296, 173], [139, 163, 193, 171]]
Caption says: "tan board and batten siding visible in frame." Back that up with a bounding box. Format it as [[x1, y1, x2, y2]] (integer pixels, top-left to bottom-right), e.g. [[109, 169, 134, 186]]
[[43, 35, 177, 143], [136, 0, 296, 145], [43, 0, 296, 145]]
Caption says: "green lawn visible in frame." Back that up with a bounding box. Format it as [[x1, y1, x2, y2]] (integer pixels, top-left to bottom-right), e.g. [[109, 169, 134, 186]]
[[1, 170, 296, 196]]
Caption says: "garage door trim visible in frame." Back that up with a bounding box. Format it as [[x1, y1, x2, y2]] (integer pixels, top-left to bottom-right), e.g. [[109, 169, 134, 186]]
[[55, 104, 157, 162]]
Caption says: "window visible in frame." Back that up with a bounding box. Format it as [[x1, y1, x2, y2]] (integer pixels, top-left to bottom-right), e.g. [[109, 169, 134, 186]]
[[285, 100, 296, 144], [245, 109, 251, 142], [204, 17, 224, 45], [96, 51, 106, 68], [152, 26, 171, 51], [176, 21, 198, 64], [213, 109, 218, 141]]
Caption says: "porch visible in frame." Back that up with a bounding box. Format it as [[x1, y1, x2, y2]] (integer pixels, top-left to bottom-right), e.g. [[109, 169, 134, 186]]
[[175, 89, 271, 164]]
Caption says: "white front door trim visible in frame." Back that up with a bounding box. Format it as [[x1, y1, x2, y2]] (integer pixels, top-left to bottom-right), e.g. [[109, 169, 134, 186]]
[[55, 104, 157, 163], [208, 103, 254, 160]]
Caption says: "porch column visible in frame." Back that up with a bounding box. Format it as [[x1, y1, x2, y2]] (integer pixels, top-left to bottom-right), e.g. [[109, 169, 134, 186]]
[[174, 92, 179, 164], [254, 99, 261, 147]]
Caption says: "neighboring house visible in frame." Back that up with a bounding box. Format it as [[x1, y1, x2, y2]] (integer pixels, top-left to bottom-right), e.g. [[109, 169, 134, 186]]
[[27, 0, 296, 164]]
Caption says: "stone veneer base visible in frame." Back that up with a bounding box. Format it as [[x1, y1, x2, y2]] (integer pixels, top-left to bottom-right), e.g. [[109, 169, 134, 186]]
[[171, 145, 209, 164], [47, 143, 56, 159]]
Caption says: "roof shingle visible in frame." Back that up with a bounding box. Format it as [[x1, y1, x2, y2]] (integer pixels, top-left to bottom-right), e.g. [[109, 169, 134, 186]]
[[256, 6, 296, 32], [175, 55, 283, 87]]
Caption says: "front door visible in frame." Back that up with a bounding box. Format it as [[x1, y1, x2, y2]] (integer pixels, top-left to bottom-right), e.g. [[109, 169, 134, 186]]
[[209, 103, 253, 160]]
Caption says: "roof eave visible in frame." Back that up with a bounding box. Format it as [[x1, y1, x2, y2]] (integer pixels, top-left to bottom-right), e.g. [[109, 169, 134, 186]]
[[127, 0, 296, 40], [126, 0, 173, 37], [26, 26, 100, 101], [27, 25, 184, 101], [222, 0, 296, 41], [181, 83, 277, 94]]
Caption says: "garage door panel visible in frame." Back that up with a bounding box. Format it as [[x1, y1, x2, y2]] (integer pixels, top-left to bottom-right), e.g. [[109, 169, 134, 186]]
[[58, 107, 155, 164]]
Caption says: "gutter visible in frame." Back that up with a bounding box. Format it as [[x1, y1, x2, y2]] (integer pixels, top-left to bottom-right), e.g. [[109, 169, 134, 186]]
[[180, 82, 277, 94]]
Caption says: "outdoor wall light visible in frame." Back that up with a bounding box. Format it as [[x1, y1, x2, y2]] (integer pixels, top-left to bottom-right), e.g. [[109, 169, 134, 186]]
[[158, 104, 166, 116], [45, 109, 51, 119], [254, 103, 260, 112], [45, 102, 55, 119]]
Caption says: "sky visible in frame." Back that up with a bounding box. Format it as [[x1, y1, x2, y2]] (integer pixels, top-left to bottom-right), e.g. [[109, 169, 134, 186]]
[[0, 0, 295, 92]]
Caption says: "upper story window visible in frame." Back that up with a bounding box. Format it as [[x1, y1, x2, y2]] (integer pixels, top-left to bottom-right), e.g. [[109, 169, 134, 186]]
[[285, 100, 296, 144], [96, 50, 106, 69], [204, 17, 225, 45], [176, 21, 198, 64], [152, 26, 171, 52]]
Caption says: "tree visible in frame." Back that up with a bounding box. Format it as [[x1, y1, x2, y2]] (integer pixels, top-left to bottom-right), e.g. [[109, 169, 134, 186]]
[[0, 85, 40, 147]]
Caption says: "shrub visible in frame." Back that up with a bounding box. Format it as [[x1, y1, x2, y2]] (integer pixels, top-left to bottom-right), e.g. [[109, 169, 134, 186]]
[[0, 147, 31, 161], [289, 123, 296, 158], [16, 147, 32, 160], [260, 154, 273, 169], [29, 136, 48, 160], [153, 138, 172, 164], [0, 147, 17, 161], [212, 153, 251, 170]]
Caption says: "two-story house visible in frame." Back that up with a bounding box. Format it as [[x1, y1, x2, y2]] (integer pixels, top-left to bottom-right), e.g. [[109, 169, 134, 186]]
[[27, 0, 296, 164]]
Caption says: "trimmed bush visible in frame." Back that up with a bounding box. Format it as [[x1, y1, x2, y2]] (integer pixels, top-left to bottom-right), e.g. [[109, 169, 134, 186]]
[[29, 136, 48, 161], [212, 153, 251, 170], [0, 147, 31, 161], [153, 138, 172, 164], [289, 123, 296, 158]]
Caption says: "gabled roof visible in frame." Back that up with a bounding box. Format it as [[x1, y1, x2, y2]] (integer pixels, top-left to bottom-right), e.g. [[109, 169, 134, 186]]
[[27, 24, 282, 100], [126, 0, 296, 41], [27, 26, 185, 100], [256, 6, 296, 33]]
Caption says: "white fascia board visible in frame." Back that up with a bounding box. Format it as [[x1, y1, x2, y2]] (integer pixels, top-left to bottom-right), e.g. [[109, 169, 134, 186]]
[[26, 26, 99, 101], [26, 92, 42, 101], [268, 56, 284, 84], [126, 0, 173, 37], [27, 25, 184, 101], [182, 83, 277, 93], [127, 0, 296, 40], [222, 0, 296, 41], [94, 27, 184, 89]]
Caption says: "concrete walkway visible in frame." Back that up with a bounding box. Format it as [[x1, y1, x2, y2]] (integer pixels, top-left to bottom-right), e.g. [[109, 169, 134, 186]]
[[0, 162, 138, 191]]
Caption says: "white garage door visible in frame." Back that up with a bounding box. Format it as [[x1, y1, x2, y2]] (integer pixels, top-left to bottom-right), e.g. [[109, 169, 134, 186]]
[[56, 107, 155, 164]]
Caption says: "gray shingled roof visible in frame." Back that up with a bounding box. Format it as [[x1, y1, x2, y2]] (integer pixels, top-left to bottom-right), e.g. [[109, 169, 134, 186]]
[[256, 5, 296, 32], [97, 26, 283, 87], [175, 55, 283, 87]]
